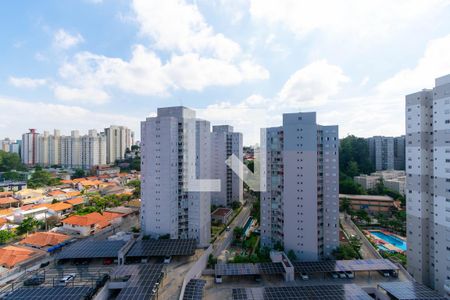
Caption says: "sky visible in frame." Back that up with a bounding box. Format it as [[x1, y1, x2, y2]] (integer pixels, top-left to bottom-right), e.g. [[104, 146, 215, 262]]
[[2, 0, 450, 145]]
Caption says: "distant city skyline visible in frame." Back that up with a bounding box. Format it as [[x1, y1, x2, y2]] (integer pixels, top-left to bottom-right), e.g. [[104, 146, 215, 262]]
[[2, 1, 450, 144]]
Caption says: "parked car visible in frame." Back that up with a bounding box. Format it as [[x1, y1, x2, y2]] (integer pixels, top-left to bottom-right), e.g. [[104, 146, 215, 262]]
[[330, 272, 339, 279], [344, 271, 354, 279], [379, 270, 390, 277], [24, 275, 45, 286], [300, 272, 309, 280], [226, 226, 231, 232], [103, 258, 113, 265], [163, 256, 172, 264], [39, 261, 50, 268], [215, 275, 222, 284], [338, 271, 346, 278], [57, 273, 76, 286]]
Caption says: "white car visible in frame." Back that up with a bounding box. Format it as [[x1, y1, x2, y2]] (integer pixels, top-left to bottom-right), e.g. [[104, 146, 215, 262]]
[[330, 272, 339, 279], [345, 271, 354, 279], [57, 273, 76, 286], [300, 273, 309, 280], [338, 271, 346, 278], [163, 256, 172, 264]]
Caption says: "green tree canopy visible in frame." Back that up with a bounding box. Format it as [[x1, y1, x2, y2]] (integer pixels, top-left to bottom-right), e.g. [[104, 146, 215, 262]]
[[0, 151, 26, 172], [339, 135, 374, 178], [27, 168, 61, 188]]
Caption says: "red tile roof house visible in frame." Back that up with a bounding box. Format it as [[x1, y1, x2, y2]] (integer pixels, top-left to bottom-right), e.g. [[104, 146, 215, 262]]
[[18, 232, 70, 249], [62, 212, 123, 236], [211, 208, 233, 224], [0, 245, 46, 269]]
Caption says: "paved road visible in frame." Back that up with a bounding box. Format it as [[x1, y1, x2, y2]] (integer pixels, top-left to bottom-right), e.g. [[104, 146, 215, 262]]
[[213, 204, 251, 258], [340, 213, 380, 259]]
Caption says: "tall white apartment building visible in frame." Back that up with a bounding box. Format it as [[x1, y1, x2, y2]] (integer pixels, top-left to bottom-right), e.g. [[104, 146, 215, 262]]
[[21, 129, 39, 166], [21, 128, 110, 170], [105, 125, 132, 164], [260, 112, 339, 261], [406, 74, 450, 296], [211, 125, 243, 207], [140, 107, 212, 247]]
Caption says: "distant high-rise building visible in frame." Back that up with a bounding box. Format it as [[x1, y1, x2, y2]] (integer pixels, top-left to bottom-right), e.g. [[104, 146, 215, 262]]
[[104, 125, 132, 164], [140, 107, 212, 246], [21, 129, 39, 165], [211, 125, 243, 207], [406, 74, 450, 296], [367, 136, 394, 171], [20, 127, 115, 169], [260, 112, 339, 261], [394, 135, 405, 170]]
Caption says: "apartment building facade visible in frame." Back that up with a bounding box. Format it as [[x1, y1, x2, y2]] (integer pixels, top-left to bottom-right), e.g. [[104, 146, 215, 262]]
[[105, 125, 132, 164], [260, 112, 339, 261], [406, 74, 450, 295], [211, 125, 243, 207], [367, 135, 405, 171], [21, 126, 127, 169], [140, 107, 212, 247]]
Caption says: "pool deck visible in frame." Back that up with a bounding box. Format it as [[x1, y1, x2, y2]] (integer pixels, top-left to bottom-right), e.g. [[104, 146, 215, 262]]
[[364, 230, 406, 254]]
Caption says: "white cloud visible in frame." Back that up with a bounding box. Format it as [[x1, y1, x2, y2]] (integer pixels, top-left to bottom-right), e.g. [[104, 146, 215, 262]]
[[377, 33, 450, 96], [8, 77, 48, 88], [278, 60, 350, 108], [132, 0, 241, 60], [53, 85, 110, 104], [54, 45, 269, 100], [0, 96, 140, 140], [53, 29, 84, 49], [249, 0, 449, 40]]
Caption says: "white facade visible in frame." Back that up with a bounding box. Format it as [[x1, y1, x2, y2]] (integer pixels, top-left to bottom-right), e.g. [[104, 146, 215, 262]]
[[406, 74, 450, 296], [354, 175, 380, 190], [104, 125, 132, 164], [21, 128, 110, 169], [21, 129, 39, 165], [211, 125, 243, 207], [261, 112, 339, 261], [140, 107, 212, 247]]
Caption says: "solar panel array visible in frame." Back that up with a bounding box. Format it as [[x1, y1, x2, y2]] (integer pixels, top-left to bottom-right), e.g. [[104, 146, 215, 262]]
[[3, 286, 94, 300], [115, 264, 164, 300], [232, 284, 373, 300], [293, 259, 398, 274], [183, 279, 206, 300], [56, 239, 126, 260], [215, 263, 285, 276], [126, 239, 196, 257], [378, 281, 447, 300]]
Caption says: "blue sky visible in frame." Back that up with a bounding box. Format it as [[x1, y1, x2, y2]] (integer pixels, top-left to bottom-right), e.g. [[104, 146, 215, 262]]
[[2, 0, 450, 144]]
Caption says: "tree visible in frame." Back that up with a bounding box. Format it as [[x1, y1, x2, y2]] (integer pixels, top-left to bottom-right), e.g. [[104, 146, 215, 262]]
[[339, 135, 374, 178], [46, 215, 60, 228], [333, 244, 359, 260], [16, 217, 42, 235], [0, 151, 26, 172], [2, 171, 24, 181], [340, 197, 351, 213], [287, 250, 297, 262], [126, 180, 141, 198], [233, 226, 244, 240], [27, 168, 61, 188], [231, 201, 241, 210], [51, 199, 58, 204], [72, 169, 85, 179], [0, 230, 15, 244], [339, 177, 366, 195]]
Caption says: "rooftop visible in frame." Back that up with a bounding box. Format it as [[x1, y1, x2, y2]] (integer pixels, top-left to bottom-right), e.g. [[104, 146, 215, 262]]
[[0, 245, 40, 268], [378, 281, 447, 300], [19, 231, 70, 248], [339, 194, 394, 202], [212, 207, 233, 217], [66, 197, 85, 206]]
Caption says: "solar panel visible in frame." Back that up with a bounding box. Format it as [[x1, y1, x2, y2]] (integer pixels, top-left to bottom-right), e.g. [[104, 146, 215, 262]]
[[3, 286, 94, 300], [293, 259, 398, 274], [115, 264, 164, 300], [56, 240, 126, 260], [215, 263, 285, 276], [378, 281, 447, 300], [183, 279, 206, 300], [126, 239, 196, 257], [232, 284, 372, 300]]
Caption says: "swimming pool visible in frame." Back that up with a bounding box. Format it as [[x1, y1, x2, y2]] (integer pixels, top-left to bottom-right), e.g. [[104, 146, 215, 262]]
[[243, 217, 253, 236], [369, 230, 407, 251]]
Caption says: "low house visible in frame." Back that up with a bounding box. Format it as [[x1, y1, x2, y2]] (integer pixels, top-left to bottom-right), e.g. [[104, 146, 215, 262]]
[[62, 212, 123, 236], [43, 202, 73, 218], [0, 245, 44, 269], [0, 191, 14, 198], [339, 194, 396, 215], [0, 197, 20, 208], [12, 206, 48, 223], [65, 197, 85, 207], [46, 190, 67, 201], [211, 208, 233, 224], [18, 232, 70, 249]]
